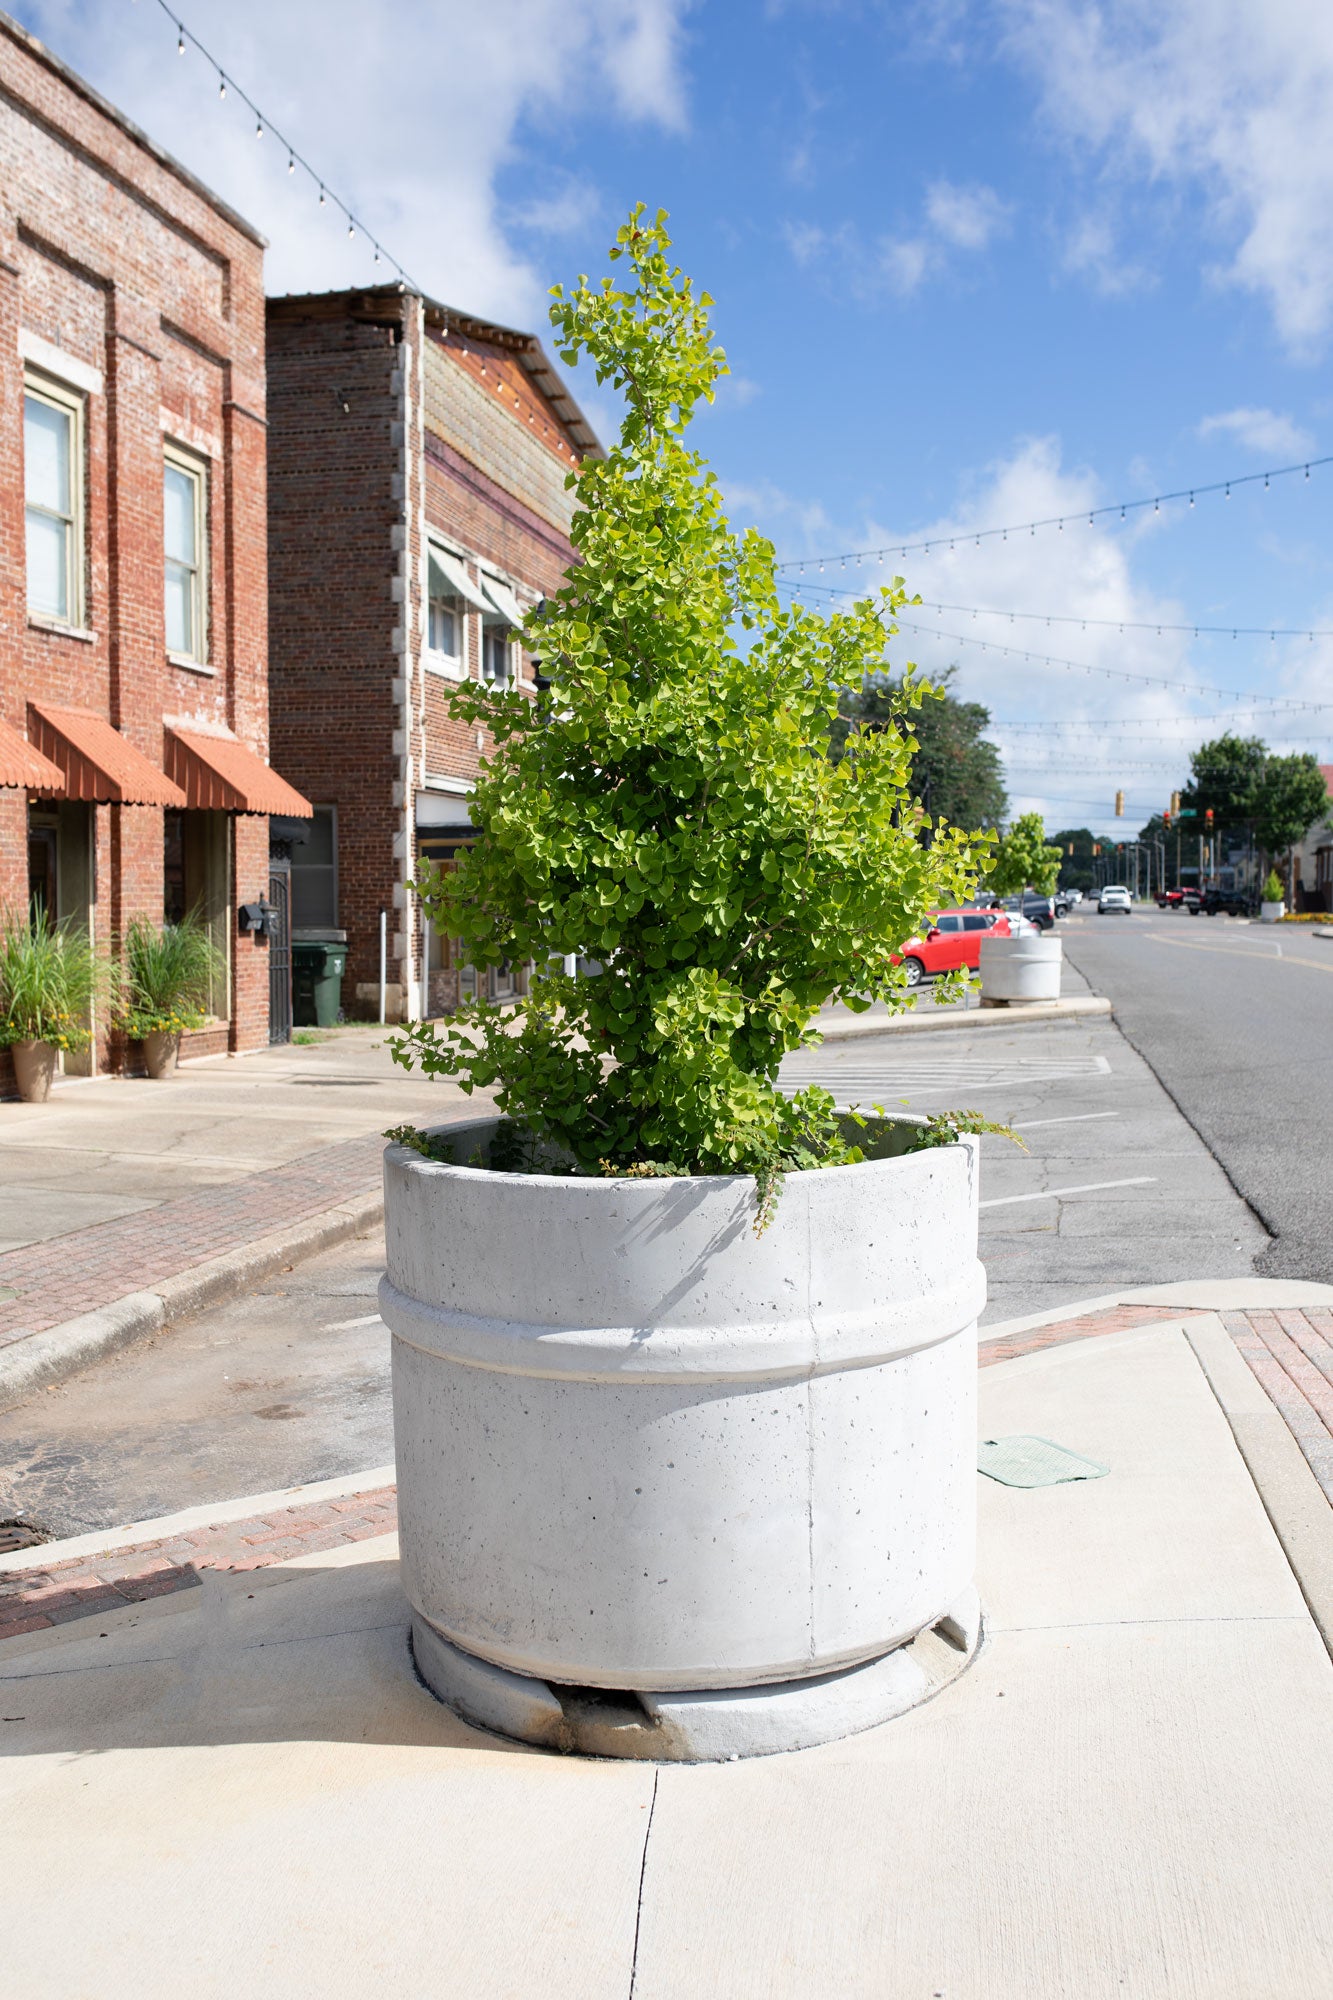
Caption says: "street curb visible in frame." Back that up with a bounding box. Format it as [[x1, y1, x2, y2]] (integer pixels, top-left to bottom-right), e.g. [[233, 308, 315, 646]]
[[0, 1188, 385, 1413], [0, 1460, 397, 1575], [816, 995, 1112, 1041], [980, 1277, 1333, 1343]]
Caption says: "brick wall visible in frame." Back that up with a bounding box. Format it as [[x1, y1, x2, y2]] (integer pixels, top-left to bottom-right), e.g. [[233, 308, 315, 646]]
[[268, 290, 593, 1016], [266, 297, 404, 1004], [0, 17, 275, 1078]]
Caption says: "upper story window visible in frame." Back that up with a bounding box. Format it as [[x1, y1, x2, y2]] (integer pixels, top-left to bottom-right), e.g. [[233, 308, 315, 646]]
[[164, 445, 208, 662], [482, 623, 512, 683], [25, 377, 84, 626]]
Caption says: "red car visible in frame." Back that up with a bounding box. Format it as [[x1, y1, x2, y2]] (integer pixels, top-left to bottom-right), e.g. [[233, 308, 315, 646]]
[[894, 908, 1012, 988]]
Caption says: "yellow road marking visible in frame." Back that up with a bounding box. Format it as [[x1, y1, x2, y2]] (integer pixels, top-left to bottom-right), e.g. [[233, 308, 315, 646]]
[[1144, 933, 1333, 973]]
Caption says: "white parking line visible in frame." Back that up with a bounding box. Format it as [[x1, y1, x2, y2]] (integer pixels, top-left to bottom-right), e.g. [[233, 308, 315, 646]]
[[980, 1176, 1156, 1209], [1016, 1111, 1122, 1130], [322, 1312, 384, 1331]]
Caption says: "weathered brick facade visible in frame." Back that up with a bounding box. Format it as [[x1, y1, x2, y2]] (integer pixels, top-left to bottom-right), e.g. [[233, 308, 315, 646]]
[[267, 287, 598, 1018], [0, 15, 304, 1086]]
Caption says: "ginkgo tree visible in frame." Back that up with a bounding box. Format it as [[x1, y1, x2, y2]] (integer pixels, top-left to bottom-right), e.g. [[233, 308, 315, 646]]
[[390, 207, 989, 1181]]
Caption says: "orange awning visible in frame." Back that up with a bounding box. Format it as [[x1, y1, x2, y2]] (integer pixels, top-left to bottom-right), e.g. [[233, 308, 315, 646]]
[[0, 717, 64, 791], [165, 728, 313, 818], [28, 703, 187, 808]]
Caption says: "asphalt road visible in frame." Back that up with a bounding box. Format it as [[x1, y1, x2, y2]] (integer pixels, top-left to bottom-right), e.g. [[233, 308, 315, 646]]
[[1062, 905, 1333, 1284]]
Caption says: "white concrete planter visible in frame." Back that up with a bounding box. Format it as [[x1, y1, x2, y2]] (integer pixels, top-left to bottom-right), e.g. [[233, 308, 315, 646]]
[[1260, 901, 1285, 924], [978, 930, 1062, 1004], [380, 1116, 984, 1758]]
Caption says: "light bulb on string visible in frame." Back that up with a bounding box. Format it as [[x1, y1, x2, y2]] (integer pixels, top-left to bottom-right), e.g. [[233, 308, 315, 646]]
[[318, 187, 326, 206], [287, 155, 295, 173], [218, 76, 226, 99], [177, 26, 185, 53], [256, 117, 263, 138]]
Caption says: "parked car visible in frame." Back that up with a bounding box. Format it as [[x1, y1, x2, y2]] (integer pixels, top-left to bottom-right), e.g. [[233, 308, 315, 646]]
[[1001, 892, 1057, 931], [1156, 888, 1188, 908], [894, 908, 1012, 987], [1098, 884, 1132, 914], [1201, 888, 1255, 918], [1181, 887, 1204, 912]]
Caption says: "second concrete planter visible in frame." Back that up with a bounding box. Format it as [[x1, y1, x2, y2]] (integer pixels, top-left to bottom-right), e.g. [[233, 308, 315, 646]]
[[380, 1115, 985, 1757], [979, 930, 1062, 1004]]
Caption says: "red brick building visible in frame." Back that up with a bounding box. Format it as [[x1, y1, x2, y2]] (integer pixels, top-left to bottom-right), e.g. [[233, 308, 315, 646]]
[[266, 286, 598, 1019], [0, 14, 308, 1082]]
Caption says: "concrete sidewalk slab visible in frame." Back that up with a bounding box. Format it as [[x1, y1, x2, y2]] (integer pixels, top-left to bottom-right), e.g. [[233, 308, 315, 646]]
[[4, 1321, 1333, 1997]]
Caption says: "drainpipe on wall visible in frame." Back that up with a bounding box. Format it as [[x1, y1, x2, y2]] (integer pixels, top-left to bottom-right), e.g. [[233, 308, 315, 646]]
[[388, 300, 423, 1020]]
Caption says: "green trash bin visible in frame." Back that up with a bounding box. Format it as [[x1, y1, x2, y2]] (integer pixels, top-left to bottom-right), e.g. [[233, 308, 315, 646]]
[[291, 928, 348, 1028]]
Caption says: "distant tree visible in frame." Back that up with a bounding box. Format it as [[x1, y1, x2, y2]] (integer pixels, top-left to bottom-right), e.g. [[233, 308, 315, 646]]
[[987, 812, 1063, 897], [831, 665, 1007, 833], [1051, 826, 1096, 892], [1179, 734, 1266, 835], [1251, 753, 1332, 899]]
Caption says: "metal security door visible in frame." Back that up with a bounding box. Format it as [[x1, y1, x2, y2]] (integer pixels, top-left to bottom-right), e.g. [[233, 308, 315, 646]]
[[268, 862, 292, 1044]]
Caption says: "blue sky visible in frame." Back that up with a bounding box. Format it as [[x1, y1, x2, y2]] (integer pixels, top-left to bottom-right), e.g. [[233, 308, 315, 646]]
[[20, 0, 1333, 835]]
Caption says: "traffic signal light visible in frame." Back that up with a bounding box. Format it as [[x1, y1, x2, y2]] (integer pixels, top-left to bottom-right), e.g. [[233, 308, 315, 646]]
[[1205, 807, 1214, 828], [1115, 789, 1125, 816], [1067, 843, 1074, 856], [1171, 791, 1181, 815], [1093, 843, 1101, 856], [1163, 810, 1172, 830]]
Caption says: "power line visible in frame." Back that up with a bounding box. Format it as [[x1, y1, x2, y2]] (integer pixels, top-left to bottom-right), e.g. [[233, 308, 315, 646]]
[[890, 616, 1333, 712], [773, 452, 1332, 573], [903, 598, 1330, 645], [143, 0, 417, 286]]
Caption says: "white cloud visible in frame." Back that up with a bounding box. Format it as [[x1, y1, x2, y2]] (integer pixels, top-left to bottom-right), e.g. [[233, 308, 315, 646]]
[[1001, 0, 1333, 352], [761, 437, 1291, 831], [14, 0, 692, 327], [925, 179, 1011, 251], [1197, 407, 1315, 458], [878, 236, 932, 295], [789, 177, 1012, 297], [1062, 212, 1150, 299]]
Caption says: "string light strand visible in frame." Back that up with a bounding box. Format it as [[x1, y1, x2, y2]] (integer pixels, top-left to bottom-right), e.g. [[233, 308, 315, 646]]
[[775, 452, 1333, 573], [149, 0, 417, 287]]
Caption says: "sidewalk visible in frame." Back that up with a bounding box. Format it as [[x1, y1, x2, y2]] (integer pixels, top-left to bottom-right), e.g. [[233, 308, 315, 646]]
[[0, 1028, 472, 1405], [4, 1280, 1332, 1998]]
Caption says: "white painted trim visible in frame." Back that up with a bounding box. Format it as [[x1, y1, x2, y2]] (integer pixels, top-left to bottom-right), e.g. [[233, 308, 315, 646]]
[[160, 407, 222, 460], [980, 1176, 1157, 1208], [19, 328, 102, 396]]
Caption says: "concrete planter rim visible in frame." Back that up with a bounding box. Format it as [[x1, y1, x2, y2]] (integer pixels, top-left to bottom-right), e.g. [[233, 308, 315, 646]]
[[384, 1109, 949, 1196]]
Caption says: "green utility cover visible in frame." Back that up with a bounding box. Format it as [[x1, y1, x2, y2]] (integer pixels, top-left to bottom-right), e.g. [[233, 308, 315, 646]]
[[977, 1435, 1109, 1488]]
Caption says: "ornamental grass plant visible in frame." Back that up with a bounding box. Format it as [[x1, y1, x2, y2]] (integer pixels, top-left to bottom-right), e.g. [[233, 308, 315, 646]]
[[0, 906, 98, 1051], [391, 209, 990, 1186], [118, 912, 224, 1039]]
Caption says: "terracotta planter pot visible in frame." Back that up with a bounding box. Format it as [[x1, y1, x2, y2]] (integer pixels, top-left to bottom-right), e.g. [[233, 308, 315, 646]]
[[11, 1039, 58, 1103], [142, 1030, 181, 1080]]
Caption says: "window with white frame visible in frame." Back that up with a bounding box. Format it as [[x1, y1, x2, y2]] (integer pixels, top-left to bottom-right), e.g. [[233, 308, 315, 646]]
[[24, 377, 84, 625], [426, 549, 465, 675], [163, 445, 208, 662], [482, 621, 512, 683]]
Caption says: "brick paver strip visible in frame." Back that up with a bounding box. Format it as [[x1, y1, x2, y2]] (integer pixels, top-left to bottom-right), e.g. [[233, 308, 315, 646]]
[[0, 1486, 399, 1641], [1224, 1309, 1333, 1503], [977, 1300, 1209, 1365], [0, 1130, 386, 1351]]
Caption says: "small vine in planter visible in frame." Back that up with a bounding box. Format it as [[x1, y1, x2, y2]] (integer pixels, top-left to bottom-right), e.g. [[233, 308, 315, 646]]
[[389, 208, 994, 1215]]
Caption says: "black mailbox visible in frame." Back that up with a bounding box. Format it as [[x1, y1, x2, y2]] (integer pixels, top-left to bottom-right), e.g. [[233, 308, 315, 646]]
[[238, 899, 276, 941]]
